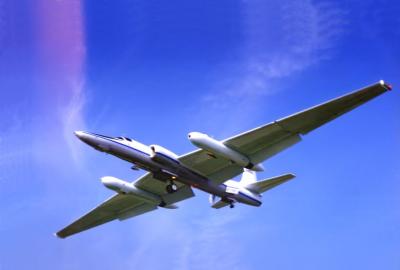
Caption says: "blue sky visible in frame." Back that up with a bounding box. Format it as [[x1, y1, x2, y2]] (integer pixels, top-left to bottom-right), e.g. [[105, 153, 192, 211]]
[[1, 0, 399, 269]]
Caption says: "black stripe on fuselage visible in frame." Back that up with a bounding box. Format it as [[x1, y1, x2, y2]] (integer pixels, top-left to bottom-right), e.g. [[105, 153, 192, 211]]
[[85, 131, 150, 157], [154, 152, 181, 165], [239, 192, 262, 205]]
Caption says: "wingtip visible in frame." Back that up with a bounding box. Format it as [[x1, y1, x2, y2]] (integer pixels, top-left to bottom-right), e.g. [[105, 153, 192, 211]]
[[54, 232, 66, 239], [380, 80, 393, 91], [279, 173, 296, 180]]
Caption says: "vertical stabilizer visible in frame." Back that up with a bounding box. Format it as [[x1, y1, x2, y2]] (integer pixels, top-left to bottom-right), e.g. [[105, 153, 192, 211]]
[[240, 168, 257, 185]]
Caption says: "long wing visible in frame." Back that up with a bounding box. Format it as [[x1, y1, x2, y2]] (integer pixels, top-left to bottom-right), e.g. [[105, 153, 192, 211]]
[[56, 194, 156, 238], [179, 81, 392, 184], [56, 173, 194, 238]]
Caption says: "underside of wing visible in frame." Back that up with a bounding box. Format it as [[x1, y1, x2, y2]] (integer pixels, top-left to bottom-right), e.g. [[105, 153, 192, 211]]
[[133, 173, 195, 205], [179, 149, 243, 183], [275, 81, 392, 135], [225, 81, 391, 158], [56, 194, 156, 238], [57, 173, 195, 238], [179, 81, 391, 183]]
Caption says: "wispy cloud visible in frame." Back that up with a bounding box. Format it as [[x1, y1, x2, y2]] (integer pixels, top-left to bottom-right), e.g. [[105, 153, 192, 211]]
[[0, 108, 33, 186], [61, 79, 87, 165], [354, 1, 400, 39], [196, 0, 346, 136], [174, 210, 246, 270], [119, 207, 247, 270], [32, 0, 88, 167], [244, 0, 346, 89]]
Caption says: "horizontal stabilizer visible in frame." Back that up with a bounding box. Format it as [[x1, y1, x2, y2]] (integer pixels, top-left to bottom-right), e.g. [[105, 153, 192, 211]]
[[245, 173, 295, 194], [209, 194, 231, 209], [160, 204, 179, 209], [211, 199, 230, 209]]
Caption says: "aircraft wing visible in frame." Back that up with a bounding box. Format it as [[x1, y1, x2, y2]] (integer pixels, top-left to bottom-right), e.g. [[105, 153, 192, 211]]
[[179, 81, 392, 184], [56, 193, 157, 238], [56, 173, 194, 238]]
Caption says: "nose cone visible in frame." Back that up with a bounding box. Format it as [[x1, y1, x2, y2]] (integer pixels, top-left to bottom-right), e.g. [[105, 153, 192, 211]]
[[101, 176, 115, 188], [188, 132, 205, 141], [101, 176, 123, 192], [74, 130, 97, 147], [188, 132, 208, 148], [74, 130, 86, 139]]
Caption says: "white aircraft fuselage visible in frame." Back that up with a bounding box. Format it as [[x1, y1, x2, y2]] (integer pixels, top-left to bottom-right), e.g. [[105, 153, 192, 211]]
[[75, 131, 262, 207]]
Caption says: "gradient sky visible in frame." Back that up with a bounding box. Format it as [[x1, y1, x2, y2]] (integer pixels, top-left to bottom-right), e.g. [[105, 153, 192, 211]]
[[1, 0, 399, 269]]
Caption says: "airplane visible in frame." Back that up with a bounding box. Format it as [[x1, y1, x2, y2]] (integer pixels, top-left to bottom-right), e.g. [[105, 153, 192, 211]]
[[56, 80, 392, 238]]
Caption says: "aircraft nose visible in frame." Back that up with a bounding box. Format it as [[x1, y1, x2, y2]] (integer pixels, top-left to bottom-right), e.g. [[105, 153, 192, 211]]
[[74, 130, 93, 145], [74, 130, 85, 138], [74, 131, 110, 152]]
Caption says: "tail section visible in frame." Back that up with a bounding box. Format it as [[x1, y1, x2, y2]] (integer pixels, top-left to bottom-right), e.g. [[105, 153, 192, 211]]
[[239, 168, 258, 185], [209, 194, 232, 209], [211, 170, 295, 209], [244, 173, 295, 194]]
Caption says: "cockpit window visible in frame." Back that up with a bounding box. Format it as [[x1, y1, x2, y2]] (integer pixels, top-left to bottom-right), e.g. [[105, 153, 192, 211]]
[[115, 136, 132, 142], [92, 133, 115, 140]]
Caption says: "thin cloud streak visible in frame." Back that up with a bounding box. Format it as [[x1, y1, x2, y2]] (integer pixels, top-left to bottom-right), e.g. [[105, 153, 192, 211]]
[[174, 211, 246, 270], [197, 0, 346, 137], [62, 80, 87, 165], [32, 0, 88, 167]]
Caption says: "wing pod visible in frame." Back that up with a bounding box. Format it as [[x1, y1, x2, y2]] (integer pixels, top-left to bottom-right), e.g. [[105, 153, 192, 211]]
[[101, 176, 162, 205], [188, 132, 263, 171]]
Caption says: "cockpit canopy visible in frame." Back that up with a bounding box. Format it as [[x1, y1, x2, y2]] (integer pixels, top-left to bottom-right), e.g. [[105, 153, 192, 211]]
[[115, 136, 132, 142]]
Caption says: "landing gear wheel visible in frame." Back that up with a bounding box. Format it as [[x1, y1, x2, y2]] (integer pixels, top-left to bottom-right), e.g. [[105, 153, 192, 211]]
[[166, 183, 178, 193], [229, 203, 235, 209]]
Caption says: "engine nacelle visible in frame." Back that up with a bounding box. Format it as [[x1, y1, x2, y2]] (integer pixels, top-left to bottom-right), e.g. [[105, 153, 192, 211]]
[[188, 132, 264, 171], [149, 144, 179, 167], [101, 176, 161, 204]]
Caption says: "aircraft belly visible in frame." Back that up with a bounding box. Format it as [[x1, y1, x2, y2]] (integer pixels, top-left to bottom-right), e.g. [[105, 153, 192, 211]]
[[106, 144, 258, 207]]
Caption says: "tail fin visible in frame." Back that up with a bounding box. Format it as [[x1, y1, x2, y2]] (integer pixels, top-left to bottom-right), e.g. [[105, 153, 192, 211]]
[[239, 168, 257, 185], [244, 173, 295, 194]]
